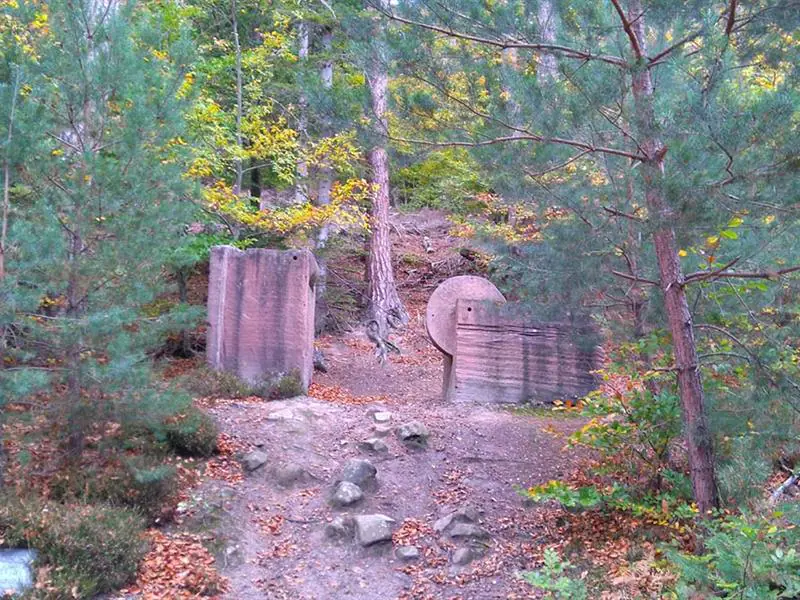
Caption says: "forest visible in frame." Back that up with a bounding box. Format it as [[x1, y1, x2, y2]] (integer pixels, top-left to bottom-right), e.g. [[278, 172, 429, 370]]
[[0, 0, 799, 598]]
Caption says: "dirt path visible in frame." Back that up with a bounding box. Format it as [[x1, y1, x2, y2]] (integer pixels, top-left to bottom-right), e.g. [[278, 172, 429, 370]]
[[186, 317, 584, 600]]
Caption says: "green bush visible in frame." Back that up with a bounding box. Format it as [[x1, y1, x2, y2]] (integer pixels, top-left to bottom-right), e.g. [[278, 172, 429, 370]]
[[177, 367, 258, 399], [0, 497, 147, 597], [392, 148, 488, 212], [668, 509, 800, 599], [99, 458, 178, 520], [178, 366, 304, 400], [521, 547, 588, 600], [163, 406, 219, 457]]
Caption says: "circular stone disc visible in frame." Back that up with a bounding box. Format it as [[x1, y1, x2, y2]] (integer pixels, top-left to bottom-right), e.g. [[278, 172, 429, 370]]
[[425, 276, 505, 356]]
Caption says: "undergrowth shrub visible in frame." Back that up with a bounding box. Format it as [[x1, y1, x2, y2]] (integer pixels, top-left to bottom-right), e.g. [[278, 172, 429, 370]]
[[177, 366, 304, 400], [524, 341, 694, 523], [0, 496, 147, 597], [95, 458, 178, 521], [163, 406, 218, 457], [668, 508, 800, 599], [521, 547, 588, 600]]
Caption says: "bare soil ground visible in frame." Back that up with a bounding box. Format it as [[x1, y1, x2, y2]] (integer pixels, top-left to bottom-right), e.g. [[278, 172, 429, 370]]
[[180, 209, 587, 599]]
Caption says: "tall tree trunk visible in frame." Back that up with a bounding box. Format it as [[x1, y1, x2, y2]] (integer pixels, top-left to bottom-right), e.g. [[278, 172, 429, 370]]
[[294, 21, 310, 204], [231, 0, 244, 194], [315, 27, 335, 334], [365, 0, 407, 338], [249, 156, 261, 202], [0, 68, 20, 282], [537, 1, 558, 80], [628, 0, 719, 513]]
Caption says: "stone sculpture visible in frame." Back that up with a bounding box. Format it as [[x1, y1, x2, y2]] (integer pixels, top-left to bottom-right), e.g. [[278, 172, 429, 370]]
[[207, 246, 318, 391], [426, 276, 602, 404]]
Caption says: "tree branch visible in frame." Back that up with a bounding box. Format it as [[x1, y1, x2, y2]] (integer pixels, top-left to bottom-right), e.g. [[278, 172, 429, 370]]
[[522, 150, 592, 178], [602, 205, 644, 221], [609, 0, 643, 59], [388, 132, 644, 162], [610, 270, 659, 286], [685, 264, 800, 284], [648, 31, 703, 66], [373, 4, 627, 67]]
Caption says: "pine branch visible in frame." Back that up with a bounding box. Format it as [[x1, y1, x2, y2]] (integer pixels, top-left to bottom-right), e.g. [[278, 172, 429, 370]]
[[602, 205, 644, 221], [522, 150, 592, 177], [609, 0, 643, 59], [610, 270, 659, 286], [685, 264, 800, 284], [372, 4, 627, 67], [648, 31, 703, 66], [387, 132, 644, 161]]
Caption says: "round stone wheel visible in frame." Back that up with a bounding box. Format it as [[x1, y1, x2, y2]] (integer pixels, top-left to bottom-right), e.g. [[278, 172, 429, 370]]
[[425, 276, 505, 356]]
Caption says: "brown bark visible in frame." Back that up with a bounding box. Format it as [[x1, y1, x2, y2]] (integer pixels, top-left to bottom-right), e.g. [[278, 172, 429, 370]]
[[627, 0, 719, 512], [365, 3, 408, 336]]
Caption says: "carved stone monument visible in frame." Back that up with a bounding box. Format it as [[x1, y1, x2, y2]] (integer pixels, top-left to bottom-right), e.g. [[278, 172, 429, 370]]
[[426, 276, 602, 404], [207, 246, 318, 391]]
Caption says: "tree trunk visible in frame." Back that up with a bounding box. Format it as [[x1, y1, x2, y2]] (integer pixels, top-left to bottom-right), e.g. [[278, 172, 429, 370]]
[[537, 1, 558, 80], [628, 0, 719, 513], [231, 0, 244, 194], [249, 157, 261, 201], [0, 68, 20, 282], [294, 21, 309, 204], [317, 27, 334, 217], [365, 2, 408, 336], [315, 27, 335, 334]]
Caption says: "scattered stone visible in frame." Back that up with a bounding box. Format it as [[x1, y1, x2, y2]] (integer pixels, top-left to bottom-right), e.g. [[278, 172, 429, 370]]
[[329, 481, 364, 507], [266, 407, 299, 422], [395, 546, 420, 561], [395, 421, 430, 447], [241, 450, 269, 472], [353, 514, 396, 546], [452, 547, 475, 566], [449, 523, 490, 539], [325, 516, 355, 540], [341, 459, 377, 489], [358, 438, 389, 454], [0, 549, 37, 594], [433, 507, 480, 533], [272, 462, 308, 487], [373, 411, 392, 423], [372, 424, 393, 437]]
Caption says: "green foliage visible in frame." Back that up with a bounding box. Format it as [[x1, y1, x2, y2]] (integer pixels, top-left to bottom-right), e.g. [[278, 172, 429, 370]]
[[0, 0, 201, 454], [392, 149, 488, 212], [669, 509, 800, 599], [521, 547, 588, 600], [163, 406, 219, 458], [0, 497, 147, 597], [177, 366, 304, 401]]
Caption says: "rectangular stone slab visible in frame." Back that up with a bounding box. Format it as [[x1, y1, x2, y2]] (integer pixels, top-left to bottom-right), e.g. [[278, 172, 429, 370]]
[[0, 549, 37, 593], [207, 246, 318, 391], [451, 300, 602, 404]]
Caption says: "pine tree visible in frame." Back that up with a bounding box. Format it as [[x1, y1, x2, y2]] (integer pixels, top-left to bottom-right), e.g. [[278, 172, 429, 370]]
[[384, 0, 800, 512], [0, 0, 198, 456]]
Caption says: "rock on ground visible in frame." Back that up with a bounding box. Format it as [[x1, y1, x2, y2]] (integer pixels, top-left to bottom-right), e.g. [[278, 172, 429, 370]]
[[395, 546, 420, 561], [433, 506, 480, 533], [341, 459, 377, 488], [329, 481, 364, 507], [353, 514, 396, 546], [452, 547, 475, 566], [241, 450, 269, 472], [358, 438, 389, 453], [395, 421, 430, 447]]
